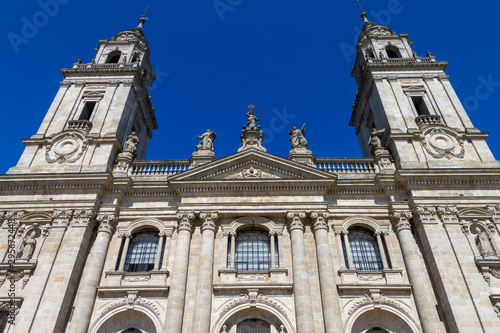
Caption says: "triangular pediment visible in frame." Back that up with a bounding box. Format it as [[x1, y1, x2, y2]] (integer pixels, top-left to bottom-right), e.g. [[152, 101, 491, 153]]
[[169, 149, 335, 182]]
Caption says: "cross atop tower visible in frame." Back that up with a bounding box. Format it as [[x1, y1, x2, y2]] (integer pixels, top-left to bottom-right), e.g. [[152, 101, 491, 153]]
[[140, 5, 150, 19], [355, 0, 365, 13]]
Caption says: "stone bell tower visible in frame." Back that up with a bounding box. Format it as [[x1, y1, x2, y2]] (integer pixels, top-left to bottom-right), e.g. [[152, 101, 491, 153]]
[[8, 18, 158, 174], [350, 12, 497, 169]]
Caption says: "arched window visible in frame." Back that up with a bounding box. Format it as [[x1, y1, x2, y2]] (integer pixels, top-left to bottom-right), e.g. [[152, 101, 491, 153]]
[[107, 51, 121, 64], [343, 227, 383, 271], [121, 329, 141, 333], [123, 229, 164, 272], [385, 46, 400, 59], [237, 319, 270, 333], [235, 229, 272, 271]]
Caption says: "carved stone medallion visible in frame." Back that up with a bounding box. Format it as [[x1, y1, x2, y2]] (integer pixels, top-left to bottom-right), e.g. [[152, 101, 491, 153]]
[[421, 128, 464, 159], [45, 131, 89, 164]]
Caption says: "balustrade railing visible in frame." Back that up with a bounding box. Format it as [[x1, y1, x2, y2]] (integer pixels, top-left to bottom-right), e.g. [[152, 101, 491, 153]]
[[368, 57, 434, 64], [130, 160, 190, 176], [315, 158, 377, 173], [74, 62, 139, 69], [415, 115, 443, 127], [67, 120, 92, 132], [130, 158, 377, 178]]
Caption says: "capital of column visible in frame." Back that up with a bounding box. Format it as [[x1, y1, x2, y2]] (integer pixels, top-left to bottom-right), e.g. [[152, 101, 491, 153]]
[[118, 233, 132, 239], [311, 211, 329, 232], [436, 205, 459, 224], [51, 209, 74, 228], [177, 212, 196, 233], [2, 210, 26, 227], [72, 209, 97, 228], [199, 212, 219, 232], [390, 211, 413, 233], [96, 214, 118, 234], [159, 231, 172, 238], [286, 211, 306, 232]]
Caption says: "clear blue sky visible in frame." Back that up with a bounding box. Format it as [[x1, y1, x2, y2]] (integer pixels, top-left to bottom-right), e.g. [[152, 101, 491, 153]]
[[1, 1, 500, 174]]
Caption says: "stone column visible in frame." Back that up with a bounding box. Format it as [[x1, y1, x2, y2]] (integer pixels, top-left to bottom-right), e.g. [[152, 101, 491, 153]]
[[335, 230, 347, 269], [66, 214, 117, 333], [165, 212, 195, 333], [375, 231, 390, 270], [160, 231, 173, 271], [117, 233, 132, 271], [391, 211, 445, 333], [270, 231, 276, 269], [230, 231, 236, 269], [343, 231, 354, 269], [286, 211, 315, 332], [311, 211, 343, 333], [153, 233, 165, 270], [192, 212, 219, 333]]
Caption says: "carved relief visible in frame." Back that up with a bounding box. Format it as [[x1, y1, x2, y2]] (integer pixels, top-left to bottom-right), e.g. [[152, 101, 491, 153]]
[[236, 275, 266, 282], [45, 131, 90, 164], [421, 128, 464, 159], [225, 166, 279, 179]]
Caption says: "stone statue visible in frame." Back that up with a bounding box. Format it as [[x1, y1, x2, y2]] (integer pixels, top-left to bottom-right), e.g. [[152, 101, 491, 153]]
[[117, 131, 140, 161], [18, 230, 37, 260], [289, 124, 308, 149], [77, 57, 82, 64], [244, 110, 260, 130], [426, 50, 432, 57], [196, 129, 216, 151], [91, 57, 95, 64], [368, 128, 386, 156], [474, 226, 496, 257], [123, 131, 139, 154], [412, 50, 417, 58]]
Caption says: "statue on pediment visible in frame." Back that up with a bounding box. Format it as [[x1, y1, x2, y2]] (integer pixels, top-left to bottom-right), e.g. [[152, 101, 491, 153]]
[[289, 123, 308, 149], [244, 110, 260, 130], [196, 129, 216, 151]]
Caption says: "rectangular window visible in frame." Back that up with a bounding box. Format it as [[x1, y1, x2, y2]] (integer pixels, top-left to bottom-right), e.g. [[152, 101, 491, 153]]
[[79, 101, 97, 121], [411, 96, 430, 116]]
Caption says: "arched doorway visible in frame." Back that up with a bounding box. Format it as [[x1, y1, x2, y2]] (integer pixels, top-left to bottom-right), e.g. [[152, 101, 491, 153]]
[[349, 308, 420, 333], [91, 308, 159, 333], [237, 318, 271, 333]]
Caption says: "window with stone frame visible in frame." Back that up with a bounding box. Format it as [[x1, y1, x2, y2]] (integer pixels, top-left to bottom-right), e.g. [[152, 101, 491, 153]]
[[343, 227, 384, 271], [231, 228, 277, 271], [123, 229, 164, 272]]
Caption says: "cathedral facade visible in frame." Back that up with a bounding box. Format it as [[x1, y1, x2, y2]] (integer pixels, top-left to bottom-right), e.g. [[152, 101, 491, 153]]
[[0, 12, 500, 333]]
